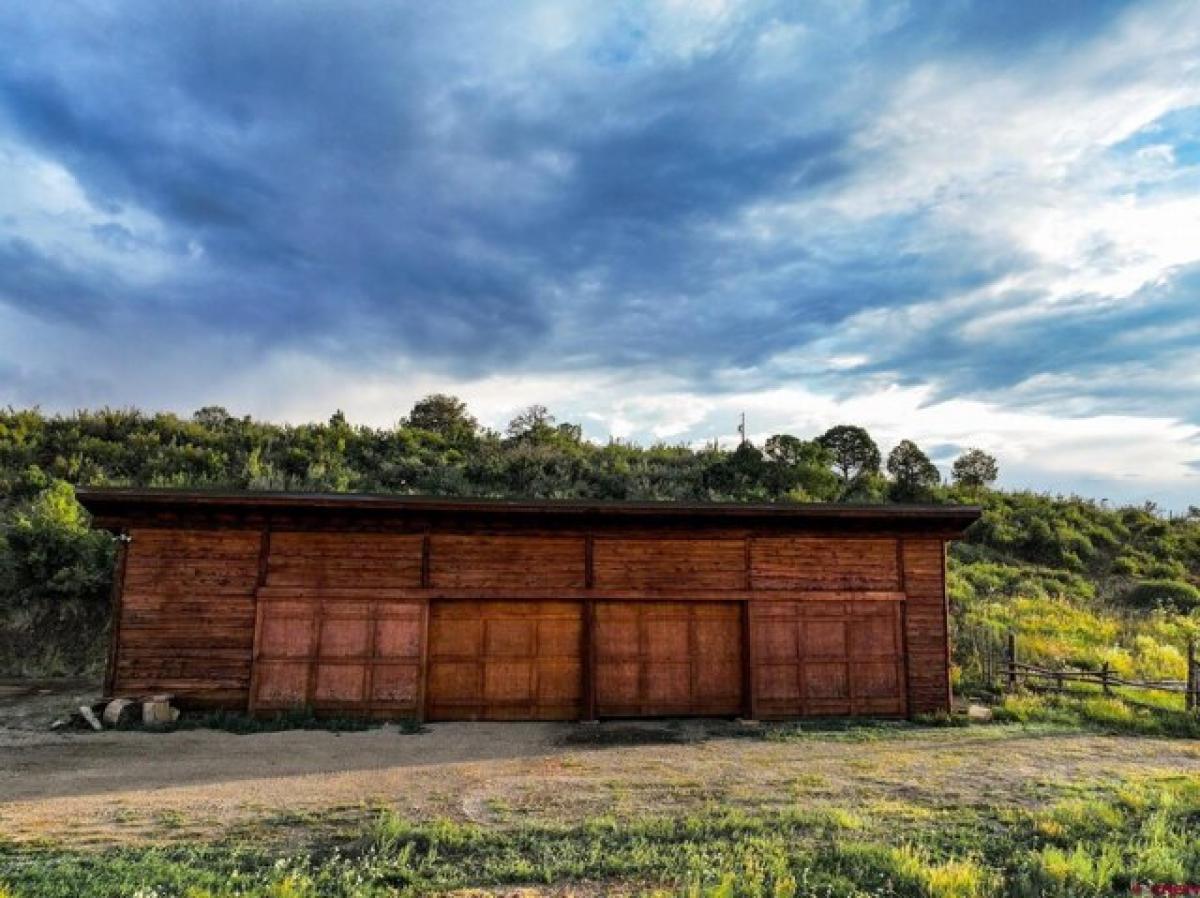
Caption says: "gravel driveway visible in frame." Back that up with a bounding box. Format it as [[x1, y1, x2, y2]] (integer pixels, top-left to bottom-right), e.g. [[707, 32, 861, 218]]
[[3, 679, 1199, 848]]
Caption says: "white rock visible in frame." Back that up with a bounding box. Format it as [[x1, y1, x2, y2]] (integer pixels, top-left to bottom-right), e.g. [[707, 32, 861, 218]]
[[142, 699, 177, 725], [103, 698, 137, 727], [967, 703, 994, 721]]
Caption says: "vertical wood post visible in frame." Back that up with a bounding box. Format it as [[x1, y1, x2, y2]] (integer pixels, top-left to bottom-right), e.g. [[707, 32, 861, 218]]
[[102, 530, 131, 698], [246, 521, 272, 714], [897, 540, 913, 719], [582, 600, 597, 722], [416, 600, 431, 723], [1100, 662, 1111, 696], [581, 534, 597, 722], [256, 522, 272, 588], [418, 529, 432, 723], [740, 535, 755, 720], [420, 531, 431, 589], [1006, 631, 1017, 693], [740, 600, 754, 720], [940, 541, 953, 714]]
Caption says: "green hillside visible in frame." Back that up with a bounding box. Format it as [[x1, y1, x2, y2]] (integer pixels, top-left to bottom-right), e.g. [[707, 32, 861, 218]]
[[2, 402, 1197, 707]]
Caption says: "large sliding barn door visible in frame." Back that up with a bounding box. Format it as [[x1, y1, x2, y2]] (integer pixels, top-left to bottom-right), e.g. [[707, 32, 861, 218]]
[[425, 601, 583, 720], [249, 532, 426, 717], [750, 599, 906, 717], [250, 596, 425, 716], [594, 601, 743, 717]]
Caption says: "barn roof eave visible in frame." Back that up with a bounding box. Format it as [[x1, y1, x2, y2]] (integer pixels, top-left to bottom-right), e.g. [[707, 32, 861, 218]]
[[76, 487, 982, 534]]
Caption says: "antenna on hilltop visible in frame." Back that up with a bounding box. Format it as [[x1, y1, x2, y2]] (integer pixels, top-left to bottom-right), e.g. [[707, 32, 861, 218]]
[[737, 412, 746, 447]]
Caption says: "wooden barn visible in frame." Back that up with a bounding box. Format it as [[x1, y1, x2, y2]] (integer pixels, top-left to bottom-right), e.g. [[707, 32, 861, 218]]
[[79, 490, 980, 721]]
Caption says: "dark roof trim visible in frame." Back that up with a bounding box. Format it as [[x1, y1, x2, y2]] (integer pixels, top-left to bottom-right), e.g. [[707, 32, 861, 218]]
[[77, 488, 981, 529]]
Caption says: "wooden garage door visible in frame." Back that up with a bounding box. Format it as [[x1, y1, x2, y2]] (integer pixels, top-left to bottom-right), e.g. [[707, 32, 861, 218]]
[[426, 601, 583, 720], [595, 602, 743, 717], [251, 597, 425, 717], [750, 600, 905, 717]]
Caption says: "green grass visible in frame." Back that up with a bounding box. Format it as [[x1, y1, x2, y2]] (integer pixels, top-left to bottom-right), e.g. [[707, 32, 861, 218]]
[[992, 691, 1200, 738], [3, 776, 1198, 897], [750, 716, 973, 745]]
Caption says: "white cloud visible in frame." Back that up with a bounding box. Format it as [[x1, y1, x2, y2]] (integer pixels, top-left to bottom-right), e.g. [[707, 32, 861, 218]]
[[0, 141, 183, 286]]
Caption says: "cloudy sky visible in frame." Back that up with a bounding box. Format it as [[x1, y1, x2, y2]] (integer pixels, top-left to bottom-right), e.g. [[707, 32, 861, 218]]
[[2, 1, 1199, 507]]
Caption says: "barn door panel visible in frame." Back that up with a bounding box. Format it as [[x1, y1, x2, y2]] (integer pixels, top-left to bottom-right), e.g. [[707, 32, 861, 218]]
[[425, 601, 583, 721], [594, 601, 742, 717], [750, 600, 905, 717], [251, 596, 424, 717]]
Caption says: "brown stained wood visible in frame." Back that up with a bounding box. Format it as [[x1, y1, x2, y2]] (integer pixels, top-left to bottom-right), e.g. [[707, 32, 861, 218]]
[[266, 532, 423, 590], [103, 531, 130, 697], [592, 538, 746, 590], [95, 493, 968, 721], [257, 525, 272, 587], [252, 596, 424, 715], [901, 539, 952, 716], [111, 529, 260, 704], [582, 598, 597, 721], [594, 601, 742, 717], [247, 524, 271, 712], [750, 599, 906, 718], [254, 586, 907, 603], [740, 599, 754, 719], [750, 538, 901, 590], [897, 539, 912, 718], [417, 600, 431, 721], [426, 601, 583, 721], [429, 535, 586, 589], [79, 488, 980, 538], [939, 540, 952, 713]]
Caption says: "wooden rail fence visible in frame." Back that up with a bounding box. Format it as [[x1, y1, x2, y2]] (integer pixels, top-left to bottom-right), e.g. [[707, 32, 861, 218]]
[[1000, 633, 1200, 711]]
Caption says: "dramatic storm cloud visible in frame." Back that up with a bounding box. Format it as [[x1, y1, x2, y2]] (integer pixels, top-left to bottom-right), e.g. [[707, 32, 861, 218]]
[[1, 1, 1198, 506]]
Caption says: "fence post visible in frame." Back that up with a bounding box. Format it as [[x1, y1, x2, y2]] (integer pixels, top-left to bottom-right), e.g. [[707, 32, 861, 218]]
[[1006, 631, 1017, 693], [984, 632, 994, 691], [1188, 638, 1197, 713], [1101, 662, 1111, 697]]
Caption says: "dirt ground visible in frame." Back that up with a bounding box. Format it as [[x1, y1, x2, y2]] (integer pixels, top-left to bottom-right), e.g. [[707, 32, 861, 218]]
[[3, 679, 1200, 848]]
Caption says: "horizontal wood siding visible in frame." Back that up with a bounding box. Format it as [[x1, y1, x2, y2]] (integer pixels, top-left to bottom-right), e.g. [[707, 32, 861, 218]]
[[266, 532, 422, 589], [750, 538, 900, 591], [902, 539, 951, 715], [593, 538, 745, 590], [429, 535, 585, 589], [114, 529, 260, 705]]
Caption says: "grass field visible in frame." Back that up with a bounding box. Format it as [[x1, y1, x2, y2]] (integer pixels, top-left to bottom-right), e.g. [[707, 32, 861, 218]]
[[4, 779, 1199, 898], [3, 700, 1200, 898]]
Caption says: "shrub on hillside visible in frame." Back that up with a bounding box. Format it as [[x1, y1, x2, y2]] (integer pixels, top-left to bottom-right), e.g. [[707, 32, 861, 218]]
[[0, 480, 113, 674], [1123, 579, 1200, 613]]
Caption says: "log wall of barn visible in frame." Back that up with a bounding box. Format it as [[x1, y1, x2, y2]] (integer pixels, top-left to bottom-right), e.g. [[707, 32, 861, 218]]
[[106, 523, 953, 718]]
